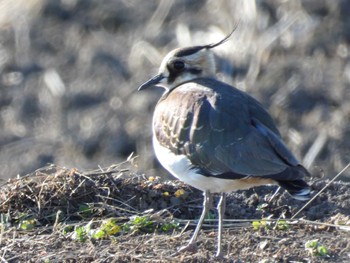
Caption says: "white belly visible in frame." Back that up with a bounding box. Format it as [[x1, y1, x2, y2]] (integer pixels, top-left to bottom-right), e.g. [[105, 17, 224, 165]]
[[153, 136, 276, 193]]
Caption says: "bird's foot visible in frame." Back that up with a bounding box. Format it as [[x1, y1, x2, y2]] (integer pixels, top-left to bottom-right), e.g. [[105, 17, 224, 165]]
[[179, 242, 197, 253], [172, 242, 197, 256], [215, 250, 223, 259]]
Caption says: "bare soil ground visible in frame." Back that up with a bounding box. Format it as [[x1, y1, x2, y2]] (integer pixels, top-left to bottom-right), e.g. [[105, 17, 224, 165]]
[[0, 0, 349, 180], [0, 0, 350, 262], [1, 163, 350, 262]]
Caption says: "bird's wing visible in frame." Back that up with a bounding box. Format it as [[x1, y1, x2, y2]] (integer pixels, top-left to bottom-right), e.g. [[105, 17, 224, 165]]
[[154, 78, 302, 179]]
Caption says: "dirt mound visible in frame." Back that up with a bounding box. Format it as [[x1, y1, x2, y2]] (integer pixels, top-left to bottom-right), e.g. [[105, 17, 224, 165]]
[[1, 163, 349, 262]]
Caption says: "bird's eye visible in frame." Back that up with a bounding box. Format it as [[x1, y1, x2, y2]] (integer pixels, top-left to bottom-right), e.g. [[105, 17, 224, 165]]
[[172, 60, 185, 71]]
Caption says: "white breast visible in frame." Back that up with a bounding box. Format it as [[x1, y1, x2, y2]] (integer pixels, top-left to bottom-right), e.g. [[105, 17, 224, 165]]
[[152, 136, 275, 193]]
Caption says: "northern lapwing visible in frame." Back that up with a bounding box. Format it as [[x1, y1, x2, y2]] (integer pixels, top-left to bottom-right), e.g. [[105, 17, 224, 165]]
[[138, 32, 310, 257]]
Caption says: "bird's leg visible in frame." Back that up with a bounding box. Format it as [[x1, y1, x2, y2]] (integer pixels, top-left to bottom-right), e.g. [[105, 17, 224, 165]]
[[216, 192, 226, 258], [178, 190, 212, 253]]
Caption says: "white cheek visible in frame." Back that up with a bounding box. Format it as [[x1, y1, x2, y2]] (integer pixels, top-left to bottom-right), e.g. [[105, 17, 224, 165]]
[[168, 72, 198, 88]]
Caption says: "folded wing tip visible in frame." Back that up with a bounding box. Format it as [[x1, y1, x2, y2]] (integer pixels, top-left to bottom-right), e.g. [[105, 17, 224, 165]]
[[289, 187, 311, 201]]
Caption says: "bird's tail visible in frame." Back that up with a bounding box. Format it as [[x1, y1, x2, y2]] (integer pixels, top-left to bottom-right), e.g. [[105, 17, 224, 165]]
[[277, 179, 311, 201]]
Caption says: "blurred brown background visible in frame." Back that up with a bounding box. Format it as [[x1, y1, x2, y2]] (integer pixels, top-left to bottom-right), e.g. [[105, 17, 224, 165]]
[[0, 0, 349, 180]]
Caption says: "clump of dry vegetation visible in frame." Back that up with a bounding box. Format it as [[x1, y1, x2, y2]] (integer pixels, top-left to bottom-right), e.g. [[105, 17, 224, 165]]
[[0, 0, 349, 182], [0, 159, 200, 225], [1, 160, 350, 262]]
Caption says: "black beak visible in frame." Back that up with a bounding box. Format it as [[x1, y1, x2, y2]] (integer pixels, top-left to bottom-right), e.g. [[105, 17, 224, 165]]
[[138, 73, 165, 91]]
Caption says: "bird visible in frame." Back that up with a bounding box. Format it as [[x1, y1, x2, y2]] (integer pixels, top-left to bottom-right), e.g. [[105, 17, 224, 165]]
[[138, 31, 310, 258]]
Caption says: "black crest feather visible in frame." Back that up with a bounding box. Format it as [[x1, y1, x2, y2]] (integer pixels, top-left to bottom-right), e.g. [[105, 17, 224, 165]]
[[174, 24, 239, 58], [204, 27, 237, 49]]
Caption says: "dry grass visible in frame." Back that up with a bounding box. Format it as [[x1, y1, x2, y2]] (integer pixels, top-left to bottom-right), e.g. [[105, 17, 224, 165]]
[[1, 161, 350, 262], [0, 0, 349, 182]]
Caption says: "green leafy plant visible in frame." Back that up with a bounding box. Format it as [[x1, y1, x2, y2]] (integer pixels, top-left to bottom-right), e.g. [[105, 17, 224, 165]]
[[122, 215, 156, 234], [19, 219, 36, 230], [91, 219, 121, 239], [73, 224, 90, 242], [305, 239, 329, 257], [78, 204, 94, 218], [63, 225, 74, 235], [252, 219, 268, 230], [275, 220, 289, 230], [160, 220, 179, 233], [252, 219, 289, 230], [122, 216, 179, 234], [69, 215, 179, 242]]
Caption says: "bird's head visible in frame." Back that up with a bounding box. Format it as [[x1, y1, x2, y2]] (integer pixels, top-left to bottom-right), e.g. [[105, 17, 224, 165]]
[[138, 31, 233, 92]]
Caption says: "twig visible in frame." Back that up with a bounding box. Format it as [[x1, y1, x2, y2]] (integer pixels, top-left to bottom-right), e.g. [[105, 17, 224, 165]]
[[303, 131, 328, 169], [176, 217, 350, 231], [299, 219, 350, 231], [292, 162, 350, 219]]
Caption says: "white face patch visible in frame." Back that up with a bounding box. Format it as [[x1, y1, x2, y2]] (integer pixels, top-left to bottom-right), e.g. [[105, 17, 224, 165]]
[[157, 48, 217, 91]]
